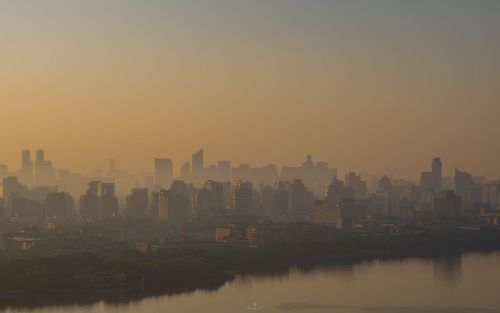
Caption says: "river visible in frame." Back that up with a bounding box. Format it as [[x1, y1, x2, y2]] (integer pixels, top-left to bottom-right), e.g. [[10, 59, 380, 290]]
[[5, 252, 500, 313]]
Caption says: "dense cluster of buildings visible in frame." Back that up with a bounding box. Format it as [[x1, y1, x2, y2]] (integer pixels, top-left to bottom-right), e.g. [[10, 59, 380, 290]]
[[0, 150, 499, 255]]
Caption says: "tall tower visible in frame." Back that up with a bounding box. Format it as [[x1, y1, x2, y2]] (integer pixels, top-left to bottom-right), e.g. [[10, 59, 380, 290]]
[[34, 149, 54, 186], [19, 150, 34, 186], [192, 149, 204, 181], [180, 162, 191, 181], [154, 158, 173, 189], [101, 183, 118, 218], [232, 181, 253, 215], [432, 157, 442, 194], [36, 149, 45, 162]]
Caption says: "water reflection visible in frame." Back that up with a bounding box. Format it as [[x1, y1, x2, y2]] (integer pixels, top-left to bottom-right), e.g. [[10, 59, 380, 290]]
[[3, 252, 500, 313], [274, 303, 500, 313], [433, 255, 463, 286]]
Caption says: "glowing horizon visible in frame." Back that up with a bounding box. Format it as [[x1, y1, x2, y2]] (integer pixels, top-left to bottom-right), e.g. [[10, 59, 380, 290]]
[[1, 0, 499, 179]]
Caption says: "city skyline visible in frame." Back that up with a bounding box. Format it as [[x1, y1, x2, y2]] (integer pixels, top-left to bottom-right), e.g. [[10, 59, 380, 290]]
[[1, 0, 499, 178], [0, 148, 496, 182], [1, 2, 500, 310]]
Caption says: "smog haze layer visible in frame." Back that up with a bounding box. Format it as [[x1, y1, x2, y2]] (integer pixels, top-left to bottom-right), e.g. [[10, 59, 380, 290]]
[[1, 0, 499, 178]]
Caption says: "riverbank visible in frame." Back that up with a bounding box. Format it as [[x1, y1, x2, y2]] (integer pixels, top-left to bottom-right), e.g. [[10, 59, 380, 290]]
[[1, 228, 500, 310]]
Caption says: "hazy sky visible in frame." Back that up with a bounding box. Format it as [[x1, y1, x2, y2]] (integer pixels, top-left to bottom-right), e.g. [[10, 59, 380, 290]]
[[1, 0, 499, 179]]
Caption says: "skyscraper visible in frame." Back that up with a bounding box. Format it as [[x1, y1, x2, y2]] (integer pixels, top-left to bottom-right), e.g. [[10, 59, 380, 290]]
[[434, 190, 461, 218], [455, 168, 473, 196], [34, 149, 55, 186], [272, 181, 290, 217], [232, 181, 254, 215], [204, 180, 225, 213], [192, 149, 204, 181], [290, 179, 309, 217], [44, 192, 74, 221], [101, 183, 118, 218], [80, 181, 101, 219], [345, 172, 368, 200], [154, 158, 173, 188], [0, 165, 8, 179], [217, 161, 231, 182], [326, 178, 354, 206], [18, 150, 34, 186], [432, 157, 442, 194], [180, 162, 191, 181], [126, 188, 149, 218]]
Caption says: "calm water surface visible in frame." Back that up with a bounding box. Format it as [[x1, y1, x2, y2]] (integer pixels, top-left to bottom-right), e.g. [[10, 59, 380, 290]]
[[6, 252, 500, 313]]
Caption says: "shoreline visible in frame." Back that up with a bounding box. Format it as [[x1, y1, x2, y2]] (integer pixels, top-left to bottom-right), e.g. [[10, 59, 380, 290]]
[[1, 228, 500, 310]]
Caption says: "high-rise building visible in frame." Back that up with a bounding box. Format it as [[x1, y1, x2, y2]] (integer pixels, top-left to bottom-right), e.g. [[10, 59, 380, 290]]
[[420, 172, 433, 191], [204, 180, 224, 212], [345, 172, 367, 200], [326, 178, 354, 206], [192, 149, 204, 181], [194, 188, 212, 216], [421, 157, 442, 194], [0, 165, 8, 179], [101, 183, 118, 218], [18, 150, 34, 186], [262, 164, 279, 186], [232, 181, 254, 215], [455, 168, 473, 197], [483, 184, 499, 209], [154, 158, 173, 188], [8, 195, 43, 225], [154, 183, 191, 223], [143, 175, 154, 190], [290, 179, 309, 217], [44, 192, 74, 221], [377, 176, 392, 194], [158, 189, 169, 221], [80, 181, 101, 219], [310, 200, 342, 227], [217, 161, 231, 182], [432, 157, 442, 194], [259, 185, 274, 216], [180, 162, 191, 181], [434, 190, 461, 218], [272, 181, 290, 217], [150, 191, 160, 220], [1, 177, 29, 218], [126, 188, 149, 218], [34, 149, 55, 187]]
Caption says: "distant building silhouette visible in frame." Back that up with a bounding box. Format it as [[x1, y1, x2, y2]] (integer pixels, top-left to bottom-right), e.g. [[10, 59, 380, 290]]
[[192, 149, 204, 182], [420, 157, 442, 194], [326, 178, 354, 206], [100, 183, 118, 218], [34, 149, 55, 187], [18, 150, 34, 186], [217, 161, 231, 182], [432, 157, 442, 194], [126, 188, 149, 218], [345, 172, 367, 200], [289, 179, 310, 218], [154, 158, 173, 189], [377, 175, 392, 194], [434, 190, 461, 218], [80, 181, 101, 219], [272, 181, 290, 217], [44, 191, 74, 221], [232, 181, 254, 215], [0, 164, 8, 179], [180, 162, 191, 181]]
